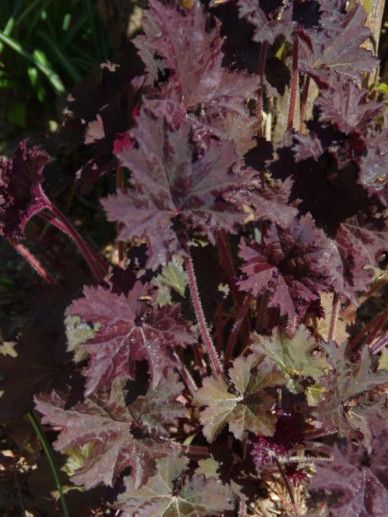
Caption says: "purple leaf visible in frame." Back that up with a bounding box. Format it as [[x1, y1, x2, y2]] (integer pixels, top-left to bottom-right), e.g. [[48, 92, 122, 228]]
[[34, 379, 181, 490], [302, 5, 378, 83], [67, 282, 195, 394], [102, 108, 248, 267], [237, 0, 294, 44], [310, 445, 388, 517], [237, 214, 342, 320], [136, 0, 257, 115], [0, 140, 50, 240], [316, 74, 382, 135]]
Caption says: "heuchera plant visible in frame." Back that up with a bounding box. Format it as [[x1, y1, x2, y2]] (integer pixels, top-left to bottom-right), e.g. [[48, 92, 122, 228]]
[[1, 0, 387, 515]]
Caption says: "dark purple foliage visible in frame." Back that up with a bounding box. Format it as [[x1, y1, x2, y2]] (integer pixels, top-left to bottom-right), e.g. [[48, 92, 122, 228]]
[[0, 140, 50, 240], [1, 0, 387, 514]]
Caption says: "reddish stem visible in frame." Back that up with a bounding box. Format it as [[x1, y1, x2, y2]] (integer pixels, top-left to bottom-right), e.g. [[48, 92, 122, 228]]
[[256, 290, 270, 332], [48, 202, 106, 282], [173, 351, 198, 395], [183, 445, 210, 457], [238, 500, 247, 517], [350, 309, 388, 351], [257, 41, 269, 136], [116, 166, 125, 267], [368, 311, 388, 347], [185, 252, 223, 377], [328, 293, 340, 343], [216, 229, 239, 299], [299, 75, 310, 133], [275, 458, 295, 505], [287, 36, 299, 130], [371, 334, 388, 354], [11, 241, 54, 284], [225, 295, 251, 362]]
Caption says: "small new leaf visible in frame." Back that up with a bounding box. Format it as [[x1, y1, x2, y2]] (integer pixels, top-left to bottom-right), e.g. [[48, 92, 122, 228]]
[[196, 353, 282, 442], [153, 255, 187, 306], [117, 456, 234, 516], [253, 326, 331, 394]]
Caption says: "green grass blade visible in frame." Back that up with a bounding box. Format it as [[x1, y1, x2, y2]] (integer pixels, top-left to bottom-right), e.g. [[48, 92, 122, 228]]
[[0, 31, 65, 93], [37, 31, 81, 82], [62, 16, 88, 47], [0, 0, 24, 54], [27, 412, 70, 517], [15, 0, 42, 27]]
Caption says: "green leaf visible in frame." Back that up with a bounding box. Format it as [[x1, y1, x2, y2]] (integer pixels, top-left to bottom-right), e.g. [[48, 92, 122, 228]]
[[130, 371, 186, 434], [0, 341, 17, 358], [196, 354, 282, 442], [195, 457, 220, 479], [253, 326, 331, 392], [306, 383, 327, 407], [195, 376, 240, 442], [375, 82, 388, 95], [378, 349, 388, 371], [117, 456, 234, 516], [62, 443, 95, 478], [313, 345, 388, 446], [153, 255, 187, 306], [65, 315, 98, 363], [0, 31, 65, 93]]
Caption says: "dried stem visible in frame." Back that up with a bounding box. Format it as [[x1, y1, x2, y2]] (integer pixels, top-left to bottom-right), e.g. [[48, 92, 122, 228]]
[[257, 41, 269, 136], [185, 252, 223, 377], [12, 241, 54, 284], [287, 35, 299, 130], [328, 293, 340, 343]]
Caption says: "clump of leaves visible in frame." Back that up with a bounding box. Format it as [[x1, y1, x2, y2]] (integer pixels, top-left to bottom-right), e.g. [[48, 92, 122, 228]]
[[0, 0, 387, 515]]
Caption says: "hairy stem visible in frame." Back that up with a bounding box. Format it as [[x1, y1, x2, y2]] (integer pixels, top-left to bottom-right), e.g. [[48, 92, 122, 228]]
[[11, 241, 54, 284], [257, 41, 269, 136], [28, 412, 69, 517], [287, 35, 299, 130], [48, 202, 106, 281], [185, 252, 223, 377]]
